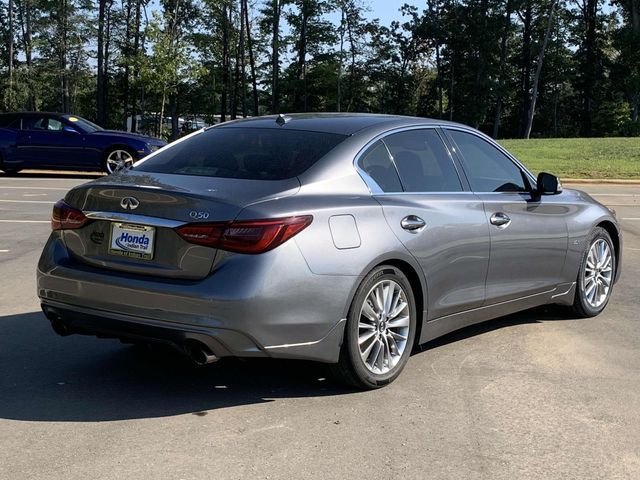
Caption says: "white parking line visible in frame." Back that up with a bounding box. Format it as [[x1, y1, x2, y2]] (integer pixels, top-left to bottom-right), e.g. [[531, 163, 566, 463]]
[[0, 186, 69, 190], [622, 218, 640, 220], [0, 220, 50, 223], [592, 194, 640, 197], [0, 249, 9, 253], [0, 199, 54, 204]]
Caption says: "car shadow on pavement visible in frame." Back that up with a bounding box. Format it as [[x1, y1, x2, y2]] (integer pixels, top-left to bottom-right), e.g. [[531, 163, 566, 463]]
[[0, 306, 578, 423]]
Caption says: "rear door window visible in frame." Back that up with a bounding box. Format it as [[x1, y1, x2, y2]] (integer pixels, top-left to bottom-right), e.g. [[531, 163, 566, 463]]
[[383, 129, 463, 192], [135, 127, 347, 180]]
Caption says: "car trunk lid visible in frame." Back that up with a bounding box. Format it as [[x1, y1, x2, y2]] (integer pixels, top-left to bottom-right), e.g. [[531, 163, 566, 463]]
[[61, 171, 300, 279]]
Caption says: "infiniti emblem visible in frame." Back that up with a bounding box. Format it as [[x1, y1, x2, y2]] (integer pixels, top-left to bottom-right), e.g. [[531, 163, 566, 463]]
[[120, 196, 140, 211]]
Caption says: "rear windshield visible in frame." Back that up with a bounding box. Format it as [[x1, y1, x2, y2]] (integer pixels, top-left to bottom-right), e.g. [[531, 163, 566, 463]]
[[134, 127, 347, 180]]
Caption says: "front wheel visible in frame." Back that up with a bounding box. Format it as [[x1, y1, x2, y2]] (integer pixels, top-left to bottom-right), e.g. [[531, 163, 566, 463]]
[[332, 265, 417, 389], [572, 227, 616, 318], [103, 148, 136, 174]]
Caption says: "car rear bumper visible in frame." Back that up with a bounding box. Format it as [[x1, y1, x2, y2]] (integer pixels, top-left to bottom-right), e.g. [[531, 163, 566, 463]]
[[37, 233, 355, 363]]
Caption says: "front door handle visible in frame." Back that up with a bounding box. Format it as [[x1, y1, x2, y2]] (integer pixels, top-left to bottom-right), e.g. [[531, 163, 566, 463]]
[[490, 212, 511, 228], [401, 215, 426, 232]]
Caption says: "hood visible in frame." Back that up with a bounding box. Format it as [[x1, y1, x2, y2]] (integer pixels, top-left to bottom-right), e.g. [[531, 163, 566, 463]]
[[92, 129, 166, 145]]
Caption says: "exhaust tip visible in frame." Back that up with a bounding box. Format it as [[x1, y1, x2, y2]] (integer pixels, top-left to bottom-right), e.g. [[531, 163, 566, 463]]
[[185, 342, 218, 365], [51, 319, 71, 336]]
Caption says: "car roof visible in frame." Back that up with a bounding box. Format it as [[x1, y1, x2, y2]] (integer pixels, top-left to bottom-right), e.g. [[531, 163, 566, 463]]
[[217, 113, 463, 135], [0, 111, 64, 117]]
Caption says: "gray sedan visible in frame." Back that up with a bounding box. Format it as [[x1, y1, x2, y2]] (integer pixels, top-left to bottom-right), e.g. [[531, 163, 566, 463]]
[[37, 114, 622, 388]]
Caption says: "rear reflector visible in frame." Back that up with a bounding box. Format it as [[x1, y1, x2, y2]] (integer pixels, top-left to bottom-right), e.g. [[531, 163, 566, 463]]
[[51, 199, 90, 231], [175, 216, 313, 254]]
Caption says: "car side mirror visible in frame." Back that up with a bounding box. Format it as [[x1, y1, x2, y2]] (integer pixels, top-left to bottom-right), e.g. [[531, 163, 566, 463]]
[[536, 172, 562, 195], [62, 126, 79, 135]]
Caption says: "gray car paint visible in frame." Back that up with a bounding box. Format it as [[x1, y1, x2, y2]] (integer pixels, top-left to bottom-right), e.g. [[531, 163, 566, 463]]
[[37, 113, 622, 364]]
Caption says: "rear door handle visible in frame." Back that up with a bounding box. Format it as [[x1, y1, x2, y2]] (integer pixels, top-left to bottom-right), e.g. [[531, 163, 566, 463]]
[[401, 215, 426, 232], [490, 212, 511, 227]]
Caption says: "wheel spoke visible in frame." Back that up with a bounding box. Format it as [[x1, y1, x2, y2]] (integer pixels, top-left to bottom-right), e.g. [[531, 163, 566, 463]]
[[362, 301, 378, 322], [388, 315, 409, 329]]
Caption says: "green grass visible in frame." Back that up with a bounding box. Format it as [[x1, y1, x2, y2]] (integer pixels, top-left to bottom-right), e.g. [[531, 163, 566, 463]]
[[498, 137, 640, 179]]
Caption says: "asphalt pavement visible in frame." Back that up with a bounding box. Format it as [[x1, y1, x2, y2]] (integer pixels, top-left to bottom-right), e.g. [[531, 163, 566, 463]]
[[0, 172, 639, 480]]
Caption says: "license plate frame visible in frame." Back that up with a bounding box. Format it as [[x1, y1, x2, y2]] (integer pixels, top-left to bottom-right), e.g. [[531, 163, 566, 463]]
[[108, 222, 156, 260]]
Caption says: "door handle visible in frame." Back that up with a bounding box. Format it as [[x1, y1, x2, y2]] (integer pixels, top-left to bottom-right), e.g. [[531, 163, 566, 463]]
[[401, 215, 426, 232], [490, 212, 511, 228]]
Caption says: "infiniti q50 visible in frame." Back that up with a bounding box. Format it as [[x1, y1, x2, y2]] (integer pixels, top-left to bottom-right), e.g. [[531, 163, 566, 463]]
[[37, 114, 621, 388]]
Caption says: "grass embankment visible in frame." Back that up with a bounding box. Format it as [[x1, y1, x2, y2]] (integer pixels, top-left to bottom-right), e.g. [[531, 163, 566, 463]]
[[498, 137, 640, 179]]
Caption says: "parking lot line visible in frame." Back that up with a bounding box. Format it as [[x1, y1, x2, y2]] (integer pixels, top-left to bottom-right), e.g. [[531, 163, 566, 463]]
[[0, 220, 50, 223], [622, 218, 640, 220], [0, 186, 69, 191], [0, 199, 54, 204]]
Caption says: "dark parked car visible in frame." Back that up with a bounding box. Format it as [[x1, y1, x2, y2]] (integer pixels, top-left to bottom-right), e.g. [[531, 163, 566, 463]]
[[0, 112, 166, 174]]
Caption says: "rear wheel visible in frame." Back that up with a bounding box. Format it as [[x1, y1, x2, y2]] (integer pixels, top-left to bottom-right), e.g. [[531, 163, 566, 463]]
[[572, 227, 615, 318], [332, 265, 417, 389], [103, 147, 136, 174]]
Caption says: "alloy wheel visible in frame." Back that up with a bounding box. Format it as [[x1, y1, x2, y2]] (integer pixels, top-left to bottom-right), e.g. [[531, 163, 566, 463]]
[[106, 149, 134, 174], [582, 238, 613, 308], [358, 279, 411, 375]]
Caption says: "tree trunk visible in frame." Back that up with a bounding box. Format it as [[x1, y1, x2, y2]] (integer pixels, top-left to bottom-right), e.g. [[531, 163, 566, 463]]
[[60, 0, 70, 113], [294, 2, 309, 112], [7, 0, 14, 110], [122, 0, 132, 129], [492, 0, 513, 138], [239, 0, 247, 117], [337, 6, 345, 112], [130, 0, 142, 132], [17, 0, 36, 109], [579, 0, 598, 136], [271, 0, 280, 113], [221, 3, 230, 122], [97, 0, 107, 125], [524, 0, 557, 139], [519, 1, 532, 136], [243, 0, 259, 116]]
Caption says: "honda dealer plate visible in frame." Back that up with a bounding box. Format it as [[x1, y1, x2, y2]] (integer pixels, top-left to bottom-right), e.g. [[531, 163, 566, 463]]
[[109, 223, 155, 260]]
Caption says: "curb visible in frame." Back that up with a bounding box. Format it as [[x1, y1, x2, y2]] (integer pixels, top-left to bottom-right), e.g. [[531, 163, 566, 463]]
[[563, 178, 640, 185]]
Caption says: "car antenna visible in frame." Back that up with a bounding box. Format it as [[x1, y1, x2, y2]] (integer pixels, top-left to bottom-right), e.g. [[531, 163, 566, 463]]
[[276, 114, 291, 126]]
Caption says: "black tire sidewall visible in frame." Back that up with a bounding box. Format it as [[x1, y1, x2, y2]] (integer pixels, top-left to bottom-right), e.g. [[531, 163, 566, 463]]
[[344, 266, 417, 388], [575, 227, 615, 317]]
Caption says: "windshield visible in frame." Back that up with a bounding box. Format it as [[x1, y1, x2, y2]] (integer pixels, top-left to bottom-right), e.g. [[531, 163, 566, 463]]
[[134, 127, 347, 180], [63, 115, 103, 133]]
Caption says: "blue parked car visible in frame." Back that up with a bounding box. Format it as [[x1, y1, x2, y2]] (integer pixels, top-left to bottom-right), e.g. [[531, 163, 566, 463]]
[[0, 112, 167, 174]]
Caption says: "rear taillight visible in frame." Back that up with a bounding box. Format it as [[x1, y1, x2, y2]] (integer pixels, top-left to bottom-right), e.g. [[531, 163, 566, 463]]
[[175, 216, 313, 254], [51, 199, 90, 231]]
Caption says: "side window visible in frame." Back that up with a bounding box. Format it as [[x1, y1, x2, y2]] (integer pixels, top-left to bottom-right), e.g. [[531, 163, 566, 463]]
[[383, 129, 463, 192], [7, 117, 21, 129], [23, 117, 63, 131], [358, 141, 403, 193], [448, 130, 528, 193], [24, 117, 48, 131], [47, 118, 63, 131]]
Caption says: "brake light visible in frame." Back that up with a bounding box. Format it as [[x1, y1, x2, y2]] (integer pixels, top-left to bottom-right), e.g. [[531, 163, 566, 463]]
[[51, 199, 90, 231], [175, 216, 313, 254]]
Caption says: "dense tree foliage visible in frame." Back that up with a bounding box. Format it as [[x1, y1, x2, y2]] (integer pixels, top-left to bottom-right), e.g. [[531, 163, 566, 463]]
[[0, 0, 638, 138]]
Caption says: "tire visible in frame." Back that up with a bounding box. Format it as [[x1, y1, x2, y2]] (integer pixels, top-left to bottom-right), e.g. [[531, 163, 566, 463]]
[[331, 265, 417, 389], [572, 226, 616, 318], [0, 155, 20, 175], [103, 147, 136, 174]]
